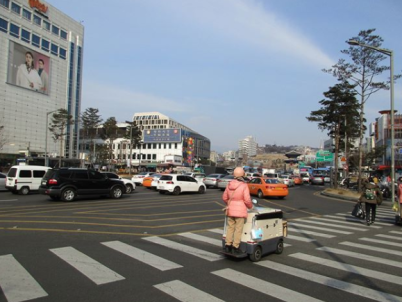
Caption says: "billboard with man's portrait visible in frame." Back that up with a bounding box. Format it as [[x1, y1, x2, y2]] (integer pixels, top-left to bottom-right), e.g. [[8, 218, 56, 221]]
[[7, 41, 50, 95]]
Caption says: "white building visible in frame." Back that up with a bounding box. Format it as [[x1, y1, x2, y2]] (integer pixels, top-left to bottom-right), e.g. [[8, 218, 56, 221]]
[[222, 150, 236, 161], [106, 112, 211, 169], [0, 0, 84, 165], [238, 136, 257, 157]]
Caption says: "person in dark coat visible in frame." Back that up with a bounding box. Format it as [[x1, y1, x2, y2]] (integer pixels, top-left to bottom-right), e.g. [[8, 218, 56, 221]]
[[359, 180, 383, 226]]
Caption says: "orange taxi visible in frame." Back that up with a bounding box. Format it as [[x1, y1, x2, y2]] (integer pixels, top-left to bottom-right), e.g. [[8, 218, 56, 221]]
[[142, 173, 163, 190], [291, 175, 303, 185], [247, 177, 288, 199]]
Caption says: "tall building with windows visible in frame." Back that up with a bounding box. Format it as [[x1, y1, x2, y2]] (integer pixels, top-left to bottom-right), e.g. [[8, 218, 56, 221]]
[[238, 136, 257, 157], [0, 0, 84, 165]]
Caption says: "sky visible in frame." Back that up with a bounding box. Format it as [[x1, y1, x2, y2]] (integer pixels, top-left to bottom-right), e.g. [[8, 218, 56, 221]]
[[49, 0, 402, 153]]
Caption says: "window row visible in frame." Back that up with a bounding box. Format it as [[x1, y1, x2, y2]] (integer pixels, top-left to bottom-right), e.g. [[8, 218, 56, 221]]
[[113, 153, 157, 160], [114, 143, 179, 150], [0, 0, 68, 40], [0, 17, 66, 59]]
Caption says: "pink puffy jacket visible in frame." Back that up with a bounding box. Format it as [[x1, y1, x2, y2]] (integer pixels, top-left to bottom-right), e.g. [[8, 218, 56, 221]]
[[223, 179, 253, 218]]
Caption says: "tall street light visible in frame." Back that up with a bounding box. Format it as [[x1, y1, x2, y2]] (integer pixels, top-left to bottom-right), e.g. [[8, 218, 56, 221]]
[[125, 121, 134, 176], [45, 110, 58, 167], [347, 39, 398, 221]]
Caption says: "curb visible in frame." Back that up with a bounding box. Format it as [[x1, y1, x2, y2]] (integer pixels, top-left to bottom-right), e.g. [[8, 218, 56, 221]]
[[320, 190, 359, 202]]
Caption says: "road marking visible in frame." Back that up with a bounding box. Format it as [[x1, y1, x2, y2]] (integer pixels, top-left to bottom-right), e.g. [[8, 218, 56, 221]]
[[0, 254, 48, 302], [143, 236, 223, 261], [50, 247, 125, 285], [208, 228, 223, 234], [288, 228, 336, 238], [101, 241, 182, 271], [323, 215, 382, 228], [359, 237, 402, 248], [178, 232, 222, 246], [295, 219, 367, 231], [154, 280, 225, 302], [376, 234, 402, 241], [333, 213, 390, 226], [289, 223, 352, 234], [285, 234, 316, 242], [289, 252, 402, 285], [340, 241, 402, 257], [257, 260, 402, 302], [317, 246, 402, 268], [212, 268, 324, 302], [390, 230, 402, 235], [309, 216, 373, 228]]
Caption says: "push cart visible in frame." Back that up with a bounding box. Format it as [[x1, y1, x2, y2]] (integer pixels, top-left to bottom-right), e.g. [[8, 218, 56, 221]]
[[220, 201, 287, 262]]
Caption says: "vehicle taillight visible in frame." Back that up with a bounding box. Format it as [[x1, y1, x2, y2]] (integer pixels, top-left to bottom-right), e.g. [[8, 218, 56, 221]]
[[49, 179, 58, 185], [167, 181, 174, 184]]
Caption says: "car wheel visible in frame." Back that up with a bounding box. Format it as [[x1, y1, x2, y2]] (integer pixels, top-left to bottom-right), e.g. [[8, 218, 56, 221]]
[[275, 239, 284, 254], [19, 187, 30, 195], [257, 190, 264, 199], [198, 186, 205, 194], [125, 184, 133, 194], [249, 246, 262, 262], [61, 188, 76, 202], [173, 186, 181, 195], [110, 186, 123, 199]]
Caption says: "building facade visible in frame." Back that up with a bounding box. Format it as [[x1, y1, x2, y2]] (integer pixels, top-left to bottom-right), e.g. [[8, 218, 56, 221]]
[[104, 112, 211, 168], [238, 136, 257, 157], [0, 0, 84, 165]]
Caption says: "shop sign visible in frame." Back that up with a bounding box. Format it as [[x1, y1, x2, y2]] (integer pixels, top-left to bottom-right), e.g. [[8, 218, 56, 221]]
[[28, 0, 48, 14]]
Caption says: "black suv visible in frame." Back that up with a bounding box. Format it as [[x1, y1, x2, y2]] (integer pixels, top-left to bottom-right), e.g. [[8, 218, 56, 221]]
[[39, 168, 126, 201]]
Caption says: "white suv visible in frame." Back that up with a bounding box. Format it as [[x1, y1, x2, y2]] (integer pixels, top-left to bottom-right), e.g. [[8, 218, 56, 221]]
[[102, 172, 136, 193], [157, 174, 206, 195]]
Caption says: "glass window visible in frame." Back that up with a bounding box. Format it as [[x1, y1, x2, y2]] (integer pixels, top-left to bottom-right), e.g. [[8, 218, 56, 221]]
[[22, 8, 31, 20], [60, 29, 67, 40], [21, 28, 30, 42], [11, 2, 20, 14], [41, 38, 49, 51], [19, 170, 32, 178], [0, 17, 7, 33], [33, 14, 41, 26], [59, 47, 66, 59], [9, 23, 19, 38], [51, 43, 58, 55], [73, 170, 88, 179], [43, 20, 50, 31], [51, 24, 59, 36], [33, 170, 46, 178], [32, 33, 40, 47], [0, 0, 10, 9]]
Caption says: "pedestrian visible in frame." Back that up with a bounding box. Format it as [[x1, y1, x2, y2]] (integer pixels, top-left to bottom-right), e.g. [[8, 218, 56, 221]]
[[359, 179, 383, 226], [222, 167, 253, 254]]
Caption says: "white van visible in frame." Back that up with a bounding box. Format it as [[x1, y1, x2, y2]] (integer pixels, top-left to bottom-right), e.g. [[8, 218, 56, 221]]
[[6, 165, 51, 195]]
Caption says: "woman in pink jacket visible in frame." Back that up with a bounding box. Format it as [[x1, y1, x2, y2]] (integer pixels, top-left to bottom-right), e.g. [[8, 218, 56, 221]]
[[223, 167, 253, 254]]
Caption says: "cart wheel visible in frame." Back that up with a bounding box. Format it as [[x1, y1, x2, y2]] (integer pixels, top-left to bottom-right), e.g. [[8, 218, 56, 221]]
[[275, 240, 284, 254], [249, 246, 262, 262]]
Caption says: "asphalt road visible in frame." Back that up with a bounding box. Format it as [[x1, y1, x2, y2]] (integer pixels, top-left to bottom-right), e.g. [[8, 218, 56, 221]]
[[0, 184, 401, 302]]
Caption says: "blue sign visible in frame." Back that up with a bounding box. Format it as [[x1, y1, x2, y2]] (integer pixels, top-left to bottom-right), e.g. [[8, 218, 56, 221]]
[[143, 129, 182, 143]]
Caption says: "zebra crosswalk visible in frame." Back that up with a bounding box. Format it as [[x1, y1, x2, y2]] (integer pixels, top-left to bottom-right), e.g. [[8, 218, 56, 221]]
[[0, 207, 400, 302]]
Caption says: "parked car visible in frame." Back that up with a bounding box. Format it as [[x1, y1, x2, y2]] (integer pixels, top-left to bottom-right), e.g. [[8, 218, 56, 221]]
[[248, 177, 288, 199], [203, 174, 227, 188], [39, 168, 126, 201], [300, 172, 310, 184], [217, 175, 235, 191], [279, 174, 295, 187], [143, 173, 163, 190], [6, 165, 51, 195], [184, 172, 206, 181], [290, 175, 303, 185], [101, 172, 136, 194], [0, 172, 6, 191], [157, 174, 206, 195], [310, 174, 325, 185], [131, 172, 155, 185]]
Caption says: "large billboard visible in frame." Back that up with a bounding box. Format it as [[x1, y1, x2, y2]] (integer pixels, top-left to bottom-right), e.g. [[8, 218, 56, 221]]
[[143, 129, 182, 143], [7, 41, 50, 95]]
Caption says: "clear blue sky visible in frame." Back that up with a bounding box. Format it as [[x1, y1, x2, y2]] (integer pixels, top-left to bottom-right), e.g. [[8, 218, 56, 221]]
[[50, 0, 402, 153]]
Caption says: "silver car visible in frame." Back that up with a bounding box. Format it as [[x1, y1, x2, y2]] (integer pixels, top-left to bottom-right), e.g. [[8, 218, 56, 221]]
[[217, 175, 235, 191], [203, 174, 227, 188]]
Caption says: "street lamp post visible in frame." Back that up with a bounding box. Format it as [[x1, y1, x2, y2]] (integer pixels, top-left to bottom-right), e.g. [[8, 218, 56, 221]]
[[45, 110, 57, 167], [347, 39, 398, 222], [125, 121, 134, 176]]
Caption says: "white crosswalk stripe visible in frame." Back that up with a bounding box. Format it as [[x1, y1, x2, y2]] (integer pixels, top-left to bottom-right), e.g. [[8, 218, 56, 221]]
[[50, 247, 125, 285], [154, 280, 225, 302], [143, 236, 223, 261], [323, 215, 382, 228], [376, 233, 402, 241], [359, 237, 402, 247], [289, 222, 353, 234], [340, 241, 402, 256], [178, 232, 222, 246], [101, 241, 182, 271], [0, 255, 48, 302], [287, 227, 336, 238], [212, 268, 324, 302], [295, 219, 368, 231], [285, 234, 316, 242], [256, 260, 402, 302], [289, 252, 402, 285]]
